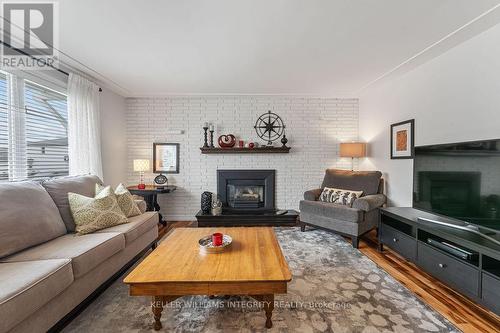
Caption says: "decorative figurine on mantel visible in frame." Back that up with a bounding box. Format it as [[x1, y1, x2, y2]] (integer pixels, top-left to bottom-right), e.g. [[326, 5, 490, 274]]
[[281, 131, 288, 148], [209, 124, 215, 148], [254, 110, 286, 146], [202, 123, 209, 148]]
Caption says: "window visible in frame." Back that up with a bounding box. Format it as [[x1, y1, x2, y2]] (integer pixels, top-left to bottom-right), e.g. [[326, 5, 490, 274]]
[[25, 81, 68, 178], [0, 71, 68, 181], [0, 73, 8, 180]]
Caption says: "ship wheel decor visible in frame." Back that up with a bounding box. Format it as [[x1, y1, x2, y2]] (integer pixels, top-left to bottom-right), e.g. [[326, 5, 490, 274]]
[[254, 110, 286, 146]]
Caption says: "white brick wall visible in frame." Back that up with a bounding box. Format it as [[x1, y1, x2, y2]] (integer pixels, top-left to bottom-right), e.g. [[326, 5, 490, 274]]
[[125, 96, 359, 220]]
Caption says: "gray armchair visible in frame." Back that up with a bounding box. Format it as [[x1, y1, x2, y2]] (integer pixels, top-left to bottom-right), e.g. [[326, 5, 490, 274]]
[[299, 169, 386, 248]]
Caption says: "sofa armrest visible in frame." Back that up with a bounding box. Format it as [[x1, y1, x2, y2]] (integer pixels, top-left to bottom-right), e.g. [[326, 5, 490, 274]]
[[352, 194, 386, 212], [304, 188, 322, 201]]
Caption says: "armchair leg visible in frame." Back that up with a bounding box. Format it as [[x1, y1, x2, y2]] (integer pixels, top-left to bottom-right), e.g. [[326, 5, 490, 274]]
[[300, 221, 306, 232], [351, 236, 359, 249]]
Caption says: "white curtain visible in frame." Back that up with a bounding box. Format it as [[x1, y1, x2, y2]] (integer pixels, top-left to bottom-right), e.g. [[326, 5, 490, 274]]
[[67, 73, 103, 179]]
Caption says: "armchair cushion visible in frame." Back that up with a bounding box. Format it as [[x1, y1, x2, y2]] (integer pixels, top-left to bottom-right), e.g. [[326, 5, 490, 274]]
[[352, 194, 386, 212], [321, 169, 382, 195], [304, 188, 322, 201], [299, 200, 363, 223]]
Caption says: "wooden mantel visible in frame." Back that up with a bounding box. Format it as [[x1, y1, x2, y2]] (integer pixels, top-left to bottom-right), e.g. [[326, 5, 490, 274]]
[[200, 146, 290, 154]]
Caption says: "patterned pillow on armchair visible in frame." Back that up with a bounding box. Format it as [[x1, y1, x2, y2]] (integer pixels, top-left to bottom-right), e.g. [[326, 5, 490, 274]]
[[319, 187, 363, 207]]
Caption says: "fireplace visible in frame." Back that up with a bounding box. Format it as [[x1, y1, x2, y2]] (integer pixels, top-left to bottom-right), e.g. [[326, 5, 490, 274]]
[[217, 170, 275, 212]]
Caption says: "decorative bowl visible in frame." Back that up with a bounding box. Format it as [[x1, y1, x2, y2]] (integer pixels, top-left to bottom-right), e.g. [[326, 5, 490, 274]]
[[199, 234, 232, 254]]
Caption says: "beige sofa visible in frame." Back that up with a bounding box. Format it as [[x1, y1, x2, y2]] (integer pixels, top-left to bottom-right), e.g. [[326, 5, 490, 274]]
[[0, 175, 158, 333]]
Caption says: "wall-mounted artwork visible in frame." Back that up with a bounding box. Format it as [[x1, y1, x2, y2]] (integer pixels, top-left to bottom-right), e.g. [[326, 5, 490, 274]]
[[390, 119, 414, 159], [153, 143, 179, 173]]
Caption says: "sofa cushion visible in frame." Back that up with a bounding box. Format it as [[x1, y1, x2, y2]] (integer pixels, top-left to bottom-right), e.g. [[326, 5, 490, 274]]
[[0, 259, 73, 332], [96, 212, 158, 245], [321, 169, 382, 195], [96, 183, 142, 218], [42, 174, 103, 232], [299, 200, 363, 223], [69, 186, 128, 235], [2, 233, 125, 278], [0, 181, 67, 259]]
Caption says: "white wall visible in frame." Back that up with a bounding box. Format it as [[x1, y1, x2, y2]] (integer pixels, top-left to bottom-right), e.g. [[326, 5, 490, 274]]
[[126, 96, 359, 220], [100, 89, 127, 187], [359, 23, 500, 206]]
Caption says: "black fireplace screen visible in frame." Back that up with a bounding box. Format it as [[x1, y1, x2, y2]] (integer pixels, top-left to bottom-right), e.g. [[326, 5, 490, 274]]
[[227, 184, 264, 209]]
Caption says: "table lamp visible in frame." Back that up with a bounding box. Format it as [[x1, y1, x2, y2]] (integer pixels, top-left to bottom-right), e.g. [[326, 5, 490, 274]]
[[340, 142, 366, 171], [133, 159, 150, 189]]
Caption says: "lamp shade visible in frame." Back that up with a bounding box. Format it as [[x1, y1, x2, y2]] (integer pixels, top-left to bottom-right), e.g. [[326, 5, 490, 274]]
[[133, 159, 150, 172], [340, 142, 366, 158]]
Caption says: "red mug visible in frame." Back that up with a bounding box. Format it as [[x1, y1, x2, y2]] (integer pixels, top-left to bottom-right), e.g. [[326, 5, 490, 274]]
[[212, 233, 223, 246], [238, 140, 244, 148]]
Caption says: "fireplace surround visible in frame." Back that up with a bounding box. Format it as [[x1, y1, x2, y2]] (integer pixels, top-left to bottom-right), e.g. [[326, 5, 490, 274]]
[[217, 169, 275, 212]]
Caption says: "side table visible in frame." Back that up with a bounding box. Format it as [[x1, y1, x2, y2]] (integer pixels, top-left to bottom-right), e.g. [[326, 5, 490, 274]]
[[127, 185, 177, 226]]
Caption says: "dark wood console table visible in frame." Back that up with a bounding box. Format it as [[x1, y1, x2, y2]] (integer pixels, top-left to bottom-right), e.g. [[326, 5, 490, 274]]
[[128, 185, 177, 226], [379, 207, 500, 315]]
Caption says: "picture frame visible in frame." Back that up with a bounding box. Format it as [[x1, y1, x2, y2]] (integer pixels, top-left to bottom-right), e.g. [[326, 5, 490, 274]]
[[153, 143, 180, 173], [390, 119, 415, 159]]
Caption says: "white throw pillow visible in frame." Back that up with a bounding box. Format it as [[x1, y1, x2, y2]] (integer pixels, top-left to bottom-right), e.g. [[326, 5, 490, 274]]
[[319, 187, 363, 207]]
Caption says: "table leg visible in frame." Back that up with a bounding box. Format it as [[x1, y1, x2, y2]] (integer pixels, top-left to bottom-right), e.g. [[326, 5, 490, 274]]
[[263, 294, 274, 328], [251, 295, 275, 329], [153, 194, 166, 226], [152, 296, 163, 331]]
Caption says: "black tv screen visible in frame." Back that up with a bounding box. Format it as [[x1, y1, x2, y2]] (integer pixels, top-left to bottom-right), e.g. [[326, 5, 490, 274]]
[[413, 139, 500, 231]]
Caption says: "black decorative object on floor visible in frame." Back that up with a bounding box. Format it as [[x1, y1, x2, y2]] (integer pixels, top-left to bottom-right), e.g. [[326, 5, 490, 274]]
[[254, 110, 286, 146], [201, 191, 212, 214]]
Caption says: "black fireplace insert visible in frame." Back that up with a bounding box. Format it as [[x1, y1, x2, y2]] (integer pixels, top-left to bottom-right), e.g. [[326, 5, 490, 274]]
[[217, 170, 275, 212]]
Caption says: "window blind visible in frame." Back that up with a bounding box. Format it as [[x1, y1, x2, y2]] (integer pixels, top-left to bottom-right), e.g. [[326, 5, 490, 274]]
[[0, 73, 7, 180], [0, 72, 68, 182], [24, 80, 69, 178]]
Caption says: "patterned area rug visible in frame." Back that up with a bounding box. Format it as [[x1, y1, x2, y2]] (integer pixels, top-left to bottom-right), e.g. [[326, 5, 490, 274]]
[[63, 228, 459, 333]]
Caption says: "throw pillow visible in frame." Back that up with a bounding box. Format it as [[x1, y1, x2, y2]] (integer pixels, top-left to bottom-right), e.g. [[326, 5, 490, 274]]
[[319, 187, 363, 207], [69, 186, 128, 235], [96, 183, 142, 217]]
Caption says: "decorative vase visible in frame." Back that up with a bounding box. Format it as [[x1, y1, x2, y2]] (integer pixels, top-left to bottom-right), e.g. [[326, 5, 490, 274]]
[[218, 134, 236, 148], [201, 191, 212, 214], [212, 196, 222, 216], [281, 134, 288, 147]]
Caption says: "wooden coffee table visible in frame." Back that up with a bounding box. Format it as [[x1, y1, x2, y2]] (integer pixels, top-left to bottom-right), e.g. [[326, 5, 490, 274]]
[[123, 227, 292, 330]]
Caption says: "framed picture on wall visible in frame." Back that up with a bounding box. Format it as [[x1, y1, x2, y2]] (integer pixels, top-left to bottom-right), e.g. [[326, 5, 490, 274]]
[[390, 119, 414, 159], [153, 143, 180, 173]]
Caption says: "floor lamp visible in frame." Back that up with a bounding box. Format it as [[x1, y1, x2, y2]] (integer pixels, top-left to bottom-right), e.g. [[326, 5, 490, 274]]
[[340, 142, 367, 171]]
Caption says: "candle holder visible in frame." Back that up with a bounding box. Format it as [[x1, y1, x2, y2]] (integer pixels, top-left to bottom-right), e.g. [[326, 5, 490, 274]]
[[209, 129, 215, 148], [203, 126, 209, 148]]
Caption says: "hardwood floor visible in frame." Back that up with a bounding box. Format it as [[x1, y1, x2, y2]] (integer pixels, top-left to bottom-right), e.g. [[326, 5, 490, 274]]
[[159, 222, 500, 333]]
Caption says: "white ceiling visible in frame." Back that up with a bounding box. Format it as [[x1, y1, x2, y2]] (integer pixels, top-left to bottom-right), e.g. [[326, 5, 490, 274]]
[[58, 0, 500, 96]]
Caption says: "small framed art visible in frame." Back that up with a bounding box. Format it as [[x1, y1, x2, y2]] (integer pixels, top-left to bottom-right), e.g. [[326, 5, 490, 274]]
[[153, 143, 180, 173], [390, 119, 414, 159]]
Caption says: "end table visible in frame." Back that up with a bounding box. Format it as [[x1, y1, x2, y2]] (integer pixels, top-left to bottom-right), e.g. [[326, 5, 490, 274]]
[[127, 185, 177, 226]]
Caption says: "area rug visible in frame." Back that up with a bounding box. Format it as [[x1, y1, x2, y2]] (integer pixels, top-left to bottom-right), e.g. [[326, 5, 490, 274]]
[[62, 228, 459, 333]]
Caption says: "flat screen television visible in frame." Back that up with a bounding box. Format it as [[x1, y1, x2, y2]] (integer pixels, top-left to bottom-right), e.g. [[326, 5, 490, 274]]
[[413, 138, 500, 231]]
